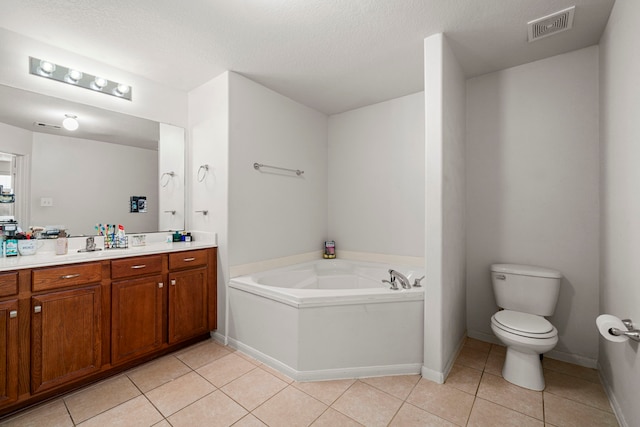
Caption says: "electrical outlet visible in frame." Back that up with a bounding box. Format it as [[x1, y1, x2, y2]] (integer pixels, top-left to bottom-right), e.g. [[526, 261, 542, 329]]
[[40, 197, 53, 207]]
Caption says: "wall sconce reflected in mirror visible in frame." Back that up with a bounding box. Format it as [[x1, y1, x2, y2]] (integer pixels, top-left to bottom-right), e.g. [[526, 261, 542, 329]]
[[29, 57, 133, 101]]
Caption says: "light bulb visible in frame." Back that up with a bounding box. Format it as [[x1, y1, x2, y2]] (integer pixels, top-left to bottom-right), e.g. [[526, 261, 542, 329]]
[[62, 114, 79, 131], [66, 69, 83, 83], [114, 83, 130, 96], [93, 76, 108, 90], [39, 60, 56, 75]]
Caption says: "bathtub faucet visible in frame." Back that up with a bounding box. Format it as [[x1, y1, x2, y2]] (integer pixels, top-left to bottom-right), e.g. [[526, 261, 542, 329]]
[[388, 269, 412, 290]]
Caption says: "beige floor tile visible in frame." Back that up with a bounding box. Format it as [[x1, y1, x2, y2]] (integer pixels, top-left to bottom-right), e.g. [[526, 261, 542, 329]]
[[167, 390, 247, 427], [489, 343, 506, 356], [234, 414, 268, 426], [0, 399, 73, 427], [258, 363, 294, 384], [360, 374, 421, 400], [332, 381, 403, 427], [152, 421, 172, 427], [197, 352, 257, 387], [234, 351, 262, 366], [455, 346, 489, 371], [221, 367, 288, 411], [483, 348, 505, 377], [389, 402, 456, 426], [176, 339, 232, 369], [544, 393, 619, 427], [467, 398, 543, 427], [406, 379, 474, 426], [445, 364, 482, 395], [76, 395, 163, 427], [476, 372, 543, 420], [146, 371, 216, 416], [293, 378, 356, 405], [64, 374, 141, 424], [464, 337, 492, 353], [127, 355, 192, 392], [253, 386, 327, 426], [311, 407, 362, 426], [543, 358, 600, 383], [544, 370, 612, 412]]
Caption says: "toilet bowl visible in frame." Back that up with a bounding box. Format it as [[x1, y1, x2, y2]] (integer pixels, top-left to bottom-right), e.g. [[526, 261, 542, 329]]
[[490, 263, 562, 391], [491, 310, 558, 391]]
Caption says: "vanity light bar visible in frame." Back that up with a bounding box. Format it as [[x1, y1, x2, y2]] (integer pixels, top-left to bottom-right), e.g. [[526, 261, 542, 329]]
[[28, 57, 133, 101]]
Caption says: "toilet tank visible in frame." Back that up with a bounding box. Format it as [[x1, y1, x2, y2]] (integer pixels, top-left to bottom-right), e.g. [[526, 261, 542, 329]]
[[491, 264, 562, 316]]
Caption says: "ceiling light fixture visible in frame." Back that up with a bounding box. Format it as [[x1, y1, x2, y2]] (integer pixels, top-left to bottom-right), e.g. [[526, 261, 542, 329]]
[[62, 114, 79, 131], [28, 57, 132, 101]]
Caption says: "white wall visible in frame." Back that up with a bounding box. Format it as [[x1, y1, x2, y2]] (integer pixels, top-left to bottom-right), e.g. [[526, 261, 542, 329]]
[[422, 33, 467, 382], [466, 46, 600, 366], [188, 72, 230, 335], [599, 1, 640, 426], [328, 92, 424, 259], [0, 122, 32, 155], [30, 133, 158, 235], [228, 72, 328, 267]]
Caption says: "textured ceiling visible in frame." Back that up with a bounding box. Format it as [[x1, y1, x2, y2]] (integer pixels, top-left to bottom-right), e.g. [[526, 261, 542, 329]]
[[0, 0, 615, 114]]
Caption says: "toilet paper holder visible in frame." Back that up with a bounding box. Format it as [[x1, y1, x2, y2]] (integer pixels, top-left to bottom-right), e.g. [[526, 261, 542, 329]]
[[609, 319, 640, 342]]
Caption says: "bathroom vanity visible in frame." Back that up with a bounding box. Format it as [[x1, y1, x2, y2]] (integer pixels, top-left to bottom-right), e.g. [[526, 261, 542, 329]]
[[0, 242, 216, 418]]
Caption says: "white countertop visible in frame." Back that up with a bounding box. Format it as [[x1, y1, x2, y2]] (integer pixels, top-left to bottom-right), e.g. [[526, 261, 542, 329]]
[[0, 239, 217, 271]]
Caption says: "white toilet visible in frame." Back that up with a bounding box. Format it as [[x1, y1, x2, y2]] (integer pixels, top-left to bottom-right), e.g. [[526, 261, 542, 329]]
[[490, 263, 562, 391]]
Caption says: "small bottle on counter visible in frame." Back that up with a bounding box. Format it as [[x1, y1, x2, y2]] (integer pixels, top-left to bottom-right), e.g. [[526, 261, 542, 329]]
[[56, 231, 68, 255], [5, 238, 18, 257]]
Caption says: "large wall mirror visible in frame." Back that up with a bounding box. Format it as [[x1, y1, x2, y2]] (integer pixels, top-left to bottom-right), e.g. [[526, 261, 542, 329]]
[[0, 84, 185, 237]]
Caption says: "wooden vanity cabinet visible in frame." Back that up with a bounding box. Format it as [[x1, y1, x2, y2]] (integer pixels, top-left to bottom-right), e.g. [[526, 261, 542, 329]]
[[0, 246, 216, 419], [30, 263, 104, 394], [0, 299, 19, 408], [111, 255, 165, 365], [168, 249, 210, 344]]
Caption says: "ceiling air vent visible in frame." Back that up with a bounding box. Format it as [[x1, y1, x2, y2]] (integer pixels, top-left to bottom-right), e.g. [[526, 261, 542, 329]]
[[528, 6, 575, 42]]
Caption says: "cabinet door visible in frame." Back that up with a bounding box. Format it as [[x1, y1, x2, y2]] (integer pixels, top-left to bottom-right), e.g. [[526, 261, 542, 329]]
[[112, 275, 164, 364], [31, 286, 101, 394], [0, 300, 18, 408], [168, 267, 208, 344]]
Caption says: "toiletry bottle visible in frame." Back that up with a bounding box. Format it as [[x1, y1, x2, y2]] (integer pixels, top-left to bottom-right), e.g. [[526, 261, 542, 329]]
[[56, 231, 68, 255], [5, 238, 18, 257]]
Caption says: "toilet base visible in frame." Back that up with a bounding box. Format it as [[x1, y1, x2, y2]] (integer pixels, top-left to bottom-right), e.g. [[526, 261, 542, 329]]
[[502, 347, 545, 391]]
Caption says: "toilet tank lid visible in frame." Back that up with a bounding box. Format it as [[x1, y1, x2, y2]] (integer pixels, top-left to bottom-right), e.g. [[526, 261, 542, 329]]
[[491, 264, 562, 279]]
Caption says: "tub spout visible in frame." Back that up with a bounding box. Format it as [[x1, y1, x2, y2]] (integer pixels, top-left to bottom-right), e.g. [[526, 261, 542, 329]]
[[389, 269, 411, 290]]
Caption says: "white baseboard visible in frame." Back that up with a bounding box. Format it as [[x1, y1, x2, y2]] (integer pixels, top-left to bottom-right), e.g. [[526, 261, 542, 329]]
[[421, 366, 444, 384], [598, 362, 628, 427], [545, 349, 597, 369]]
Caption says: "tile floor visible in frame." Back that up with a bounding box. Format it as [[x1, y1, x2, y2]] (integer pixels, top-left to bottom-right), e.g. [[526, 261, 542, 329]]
[[0, 337, 619, 426]]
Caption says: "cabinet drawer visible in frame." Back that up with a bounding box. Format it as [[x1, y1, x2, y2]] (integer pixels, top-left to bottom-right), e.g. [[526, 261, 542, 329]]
[[111, 255, 163, 280], [32, 263, 102, 292], [169, 249, 208, 270], [0, 272, 18, 297]]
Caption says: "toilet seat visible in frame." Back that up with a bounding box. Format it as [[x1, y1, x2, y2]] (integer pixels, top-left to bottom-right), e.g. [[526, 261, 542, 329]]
[[492, 310, 557, 339]]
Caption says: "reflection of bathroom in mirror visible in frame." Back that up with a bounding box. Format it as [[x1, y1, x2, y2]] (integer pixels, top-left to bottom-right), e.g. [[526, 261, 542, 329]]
[[0, 84, 185, 236]]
